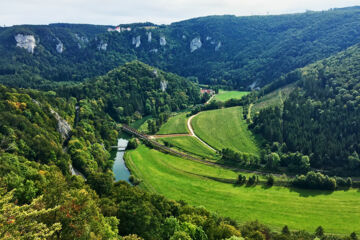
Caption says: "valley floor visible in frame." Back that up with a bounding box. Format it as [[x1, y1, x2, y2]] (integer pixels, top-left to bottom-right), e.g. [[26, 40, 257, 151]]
[[125, 144, 360, 235]]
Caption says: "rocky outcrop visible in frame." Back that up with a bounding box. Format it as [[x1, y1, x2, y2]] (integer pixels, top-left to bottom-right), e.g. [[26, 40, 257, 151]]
[[56, 41, 64, 53], [50, 108, 71, 140], [215, 41, 222, 51], [206, 36, 212, 41], [190, 37, 202, 52], [74, 34, 89, 49], [97, 41, 108, 51], [160, 80, 168, 92], [160, 36, 166, 46], [150, 48, 158, 53], [146, 32, 152, 42], [132, 36, 141, 48], [15, 34, 36, 53], [153, 69, 158, 77]]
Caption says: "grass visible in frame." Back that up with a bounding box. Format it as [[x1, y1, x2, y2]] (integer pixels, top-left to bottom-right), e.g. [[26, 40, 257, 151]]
[[131, 115, 153, 131], [158, 136, 220, 160], [251, 84, 295, 118], [213, 90, 249, 102], [157, 112, 189, 134], [192, 107, 261, 155], [126, 145, 360, 235]]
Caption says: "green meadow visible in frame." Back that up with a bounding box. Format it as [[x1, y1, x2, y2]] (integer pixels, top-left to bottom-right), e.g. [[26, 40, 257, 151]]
[[213, 90, 249, 102], [159, 136, 219, 159], [192, 107, 261, 155], [125, 145, 360, 235], [157, 112, 189, 134]]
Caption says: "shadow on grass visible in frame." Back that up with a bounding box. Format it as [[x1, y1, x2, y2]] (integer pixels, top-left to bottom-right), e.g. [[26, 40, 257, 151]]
[[289, 187, 334, 197]]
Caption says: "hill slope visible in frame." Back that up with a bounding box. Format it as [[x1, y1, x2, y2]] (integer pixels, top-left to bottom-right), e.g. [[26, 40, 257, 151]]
[[251, 44, 360, 175], [2, 7, 360, 88]]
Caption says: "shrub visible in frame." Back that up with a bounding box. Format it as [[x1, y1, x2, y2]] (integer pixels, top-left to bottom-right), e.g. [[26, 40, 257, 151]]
[[267, 175, 274, 186]]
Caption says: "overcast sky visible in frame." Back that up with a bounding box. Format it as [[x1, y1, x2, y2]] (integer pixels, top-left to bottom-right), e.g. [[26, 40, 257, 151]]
[[0, 0, 359, 26]]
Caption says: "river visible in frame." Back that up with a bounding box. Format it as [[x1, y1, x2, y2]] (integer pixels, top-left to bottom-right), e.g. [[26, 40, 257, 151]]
[[112, 138, 131, 182]]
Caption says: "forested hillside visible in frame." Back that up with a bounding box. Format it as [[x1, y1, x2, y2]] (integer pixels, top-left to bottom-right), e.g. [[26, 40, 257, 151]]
[[59, 61, 200, 122], [251, 44, 360, 175], [2, 7, 360, 89]]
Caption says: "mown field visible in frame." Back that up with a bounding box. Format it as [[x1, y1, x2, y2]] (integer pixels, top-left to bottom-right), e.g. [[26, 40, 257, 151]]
[[192, 107, 261, 155], [125, 144, 360, 235], [159, 136, 219, 159], [213, 90, 249, 102], [157, 112, 189, 134]]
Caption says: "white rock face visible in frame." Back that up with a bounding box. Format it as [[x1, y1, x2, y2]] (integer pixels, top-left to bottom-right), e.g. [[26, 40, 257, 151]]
[[160, 80, 168, 92], [56, 41, 64, 53], [215, 41, 222, 51], [150, 48, 158, 53], [132, 35, 141, 48], [206, 36, 212, 41], [153, 69, 158, 77], [75, 34, 89, 49], [159, 36, 166, 46], [146, 32, 152, 42], [182, 35, 186, 40], [97, 41, 108, 51], [15, 34, 36, 53], [50, 108, 71, 140], [249, 81, 258, 90], [190, 37, 202, 52]]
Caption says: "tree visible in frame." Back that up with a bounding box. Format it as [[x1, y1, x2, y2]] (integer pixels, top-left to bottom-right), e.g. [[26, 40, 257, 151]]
[[0, 189, 61, 239], [267, 175, 274, 186], [315, 226, 324, 237], [281, 225, 290, 235]]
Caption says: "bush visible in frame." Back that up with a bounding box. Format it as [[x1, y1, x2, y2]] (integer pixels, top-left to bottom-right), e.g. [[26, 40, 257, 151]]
[[292, 171, 336, 191], [267, 175, 274, 186], [127, 138, 138, 150], [237, 174, 246, 185]]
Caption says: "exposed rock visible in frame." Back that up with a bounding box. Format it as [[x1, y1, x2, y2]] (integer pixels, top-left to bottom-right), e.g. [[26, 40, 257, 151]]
[[182, 35, 186, 40], [249, 81, 258, 90], [56, 41, 64, 53], [210, 40, 216, 45], [153, 69, 158, 77], [215, 41, 222, 51], [97, 41, 108, 51], [150, 48, 158, 53], [74, 34, 89, 48], [132, 35, 141, 48], [15, 34, 36, 53], [146, 32, 152, 42], [50, 108, 71, 140], [190, 37, 202, 52], [160, 36, 166, 46], [206, 36, 212, 41], [160, 80, 168, 92]]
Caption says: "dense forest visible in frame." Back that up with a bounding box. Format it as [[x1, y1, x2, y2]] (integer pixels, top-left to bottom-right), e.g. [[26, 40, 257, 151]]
[[250, 44, 360, 176], [59, 61, 201, 123], [2, 7, 360, 89]]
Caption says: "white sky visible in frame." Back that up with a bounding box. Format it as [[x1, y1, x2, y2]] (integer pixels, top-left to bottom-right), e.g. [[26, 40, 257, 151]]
[[0, 0, 359, 26]]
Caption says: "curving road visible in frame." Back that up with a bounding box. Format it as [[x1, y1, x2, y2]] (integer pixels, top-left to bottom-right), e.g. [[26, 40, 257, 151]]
[[187, 113, 217, 152]]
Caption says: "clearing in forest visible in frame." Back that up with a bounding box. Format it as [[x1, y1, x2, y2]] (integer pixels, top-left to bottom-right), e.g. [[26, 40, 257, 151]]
[[213, 90, 249, 102]]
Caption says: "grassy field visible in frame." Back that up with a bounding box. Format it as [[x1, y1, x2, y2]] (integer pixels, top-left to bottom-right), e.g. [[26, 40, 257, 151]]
[[157, 112, 189, 134], [159, 136, 220, 159], [192, 107, 261, 155], [126, 145, 360, 235], [251, 84, 294, 118], [213, 90, 249, 102]]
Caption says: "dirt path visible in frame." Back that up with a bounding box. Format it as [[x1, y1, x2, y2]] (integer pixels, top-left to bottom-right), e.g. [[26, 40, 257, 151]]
[[187, 113, 217, 152], [205, 94, 216, 104]]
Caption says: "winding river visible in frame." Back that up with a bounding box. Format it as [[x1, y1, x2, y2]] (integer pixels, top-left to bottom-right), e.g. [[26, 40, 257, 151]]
[[112, 138, 131, 182]]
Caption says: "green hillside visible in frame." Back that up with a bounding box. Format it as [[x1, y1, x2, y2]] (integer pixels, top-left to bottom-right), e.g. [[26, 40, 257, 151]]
[[3, 7, 360, 89], [192, 106, 261, 155], [250, 44, 360, 175]]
